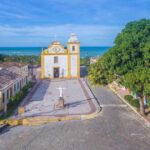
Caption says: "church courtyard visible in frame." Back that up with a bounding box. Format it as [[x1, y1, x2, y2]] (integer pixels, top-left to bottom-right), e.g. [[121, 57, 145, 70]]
[[21, 79, 97, 117]]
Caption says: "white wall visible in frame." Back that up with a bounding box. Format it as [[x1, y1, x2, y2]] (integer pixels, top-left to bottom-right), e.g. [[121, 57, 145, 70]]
[[70, 55, 78, 77], [44, 55, 68, 78]]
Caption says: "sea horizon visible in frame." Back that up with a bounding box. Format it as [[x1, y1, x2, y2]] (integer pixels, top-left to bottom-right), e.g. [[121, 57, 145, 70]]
[[0, 46, 111, 58]]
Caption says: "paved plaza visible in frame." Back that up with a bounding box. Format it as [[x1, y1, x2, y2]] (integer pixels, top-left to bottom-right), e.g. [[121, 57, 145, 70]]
[[22, 79, 96, 117], [0, 86, 150, 150]]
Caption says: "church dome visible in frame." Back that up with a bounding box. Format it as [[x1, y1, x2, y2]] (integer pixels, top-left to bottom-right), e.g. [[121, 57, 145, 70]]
[[68, 33, 79, 43]]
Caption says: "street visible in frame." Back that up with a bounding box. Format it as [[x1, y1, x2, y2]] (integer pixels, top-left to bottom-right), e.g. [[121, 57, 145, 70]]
[[0, 85, 150, 150]]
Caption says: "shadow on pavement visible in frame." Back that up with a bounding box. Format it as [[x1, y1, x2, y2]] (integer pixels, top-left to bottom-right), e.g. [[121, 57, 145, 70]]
[[80, 66, 88, 77], [0, 124, 16, 135], [65, 99, 91, 108], [30, 80, 50, 102]]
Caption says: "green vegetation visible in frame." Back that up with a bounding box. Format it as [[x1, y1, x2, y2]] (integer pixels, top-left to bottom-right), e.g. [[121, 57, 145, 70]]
[[0, 54, 5, 62], [80, 57, 90, 66], [102, 19, 150, 76], [148, 100, 150, 108], [124, 95, 140, 108], [0, 54, 40, 65], [0, 82, 35, 120], [89, 60, 115, 85], [122, 68, 150, 114], [88, 19, 150, 115]]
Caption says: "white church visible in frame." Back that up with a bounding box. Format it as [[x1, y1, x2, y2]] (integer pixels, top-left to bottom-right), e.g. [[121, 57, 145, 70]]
[[41, 33, 80, 79]]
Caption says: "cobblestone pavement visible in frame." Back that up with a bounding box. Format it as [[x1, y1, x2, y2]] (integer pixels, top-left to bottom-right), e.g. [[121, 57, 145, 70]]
[[22, 79, 94, 117], [1, 86, 150, 150]]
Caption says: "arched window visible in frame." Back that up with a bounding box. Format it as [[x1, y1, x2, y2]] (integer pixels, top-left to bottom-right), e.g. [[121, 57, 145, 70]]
[[72, 46, 75, 51]]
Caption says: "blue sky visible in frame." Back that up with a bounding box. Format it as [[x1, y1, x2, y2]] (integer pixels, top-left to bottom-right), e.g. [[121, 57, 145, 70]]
[[0, 0, 150, 46]]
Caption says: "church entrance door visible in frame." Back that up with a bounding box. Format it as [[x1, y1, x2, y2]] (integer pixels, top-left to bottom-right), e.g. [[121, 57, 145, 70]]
[[53, 67, 59, 78]]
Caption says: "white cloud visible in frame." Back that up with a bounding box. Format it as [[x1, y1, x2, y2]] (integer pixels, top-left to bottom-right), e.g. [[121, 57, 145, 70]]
[[0, 24, 123, 46]]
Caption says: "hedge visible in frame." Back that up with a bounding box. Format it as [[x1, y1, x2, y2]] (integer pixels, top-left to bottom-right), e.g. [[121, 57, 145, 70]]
[[124, 95, 140, 108]]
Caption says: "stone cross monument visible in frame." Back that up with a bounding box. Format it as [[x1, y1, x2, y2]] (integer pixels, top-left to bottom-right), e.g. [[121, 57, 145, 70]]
[[57, 87, 66, 98], [55, 87, 66, 108]]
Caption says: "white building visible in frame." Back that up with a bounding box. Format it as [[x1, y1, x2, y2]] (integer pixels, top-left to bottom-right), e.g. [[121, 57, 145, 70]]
[[0, 62, 29, 112], [41, 33, 80, 79]]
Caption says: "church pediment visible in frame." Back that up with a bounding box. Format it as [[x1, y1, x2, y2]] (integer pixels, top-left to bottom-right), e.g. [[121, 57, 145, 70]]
[[48, 45, 66, 53], [43, 41, 67, 54]]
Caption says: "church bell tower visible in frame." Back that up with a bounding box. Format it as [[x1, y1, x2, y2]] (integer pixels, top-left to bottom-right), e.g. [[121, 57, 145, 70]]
[[67, 33, 80, 78]]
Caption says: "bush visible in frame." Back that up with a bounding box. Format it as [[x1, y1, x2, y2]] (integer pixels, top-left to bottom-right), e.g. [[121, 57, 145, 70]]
[[124, 95, 133, 102], [124, 95, 140, 108], [130, 99, 140, 108]]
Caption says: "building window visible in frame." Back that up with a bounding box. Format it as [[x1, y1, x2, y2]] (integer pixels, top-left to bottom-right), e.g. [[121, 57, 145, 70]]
[[20, 81, 21, 89], [10, 88, 12, 97], [72, 46, 75, 51], [14, 84, 16, 92], [2, 93, 5, 103], [17, 82, 19, 89], [26, 76, 28, 83], [7, 90, 9, 99], [54, 56, 58, 64]]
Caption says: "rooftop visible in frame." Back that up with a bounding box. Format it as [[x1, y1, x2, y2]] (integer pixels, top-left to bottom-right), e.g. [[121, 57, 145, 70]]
[[0, 62, 27, 89], [0, 69, 21, 89]]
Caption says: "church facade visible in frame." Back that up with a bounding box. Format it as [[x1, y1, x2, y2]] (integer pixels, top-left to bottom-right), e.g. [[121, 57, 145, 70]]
[[41, 33, 80, 79]]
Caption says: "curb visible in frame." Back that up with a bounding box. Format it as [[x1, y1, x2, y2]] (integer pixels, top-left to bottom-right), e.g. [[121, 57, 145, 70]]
[[0, 102, 100, 126], [21, 116, 81, 126], [0, 102, 101, 126], [81, 108, 100, 120], [109, 86, 150, 128], [0, 109, 100, 126]]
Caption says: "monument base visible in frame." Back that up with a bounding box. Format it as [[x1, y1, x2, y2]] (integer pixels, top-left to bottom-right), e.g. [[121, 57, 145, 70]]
[[55, 97, 65, 109]]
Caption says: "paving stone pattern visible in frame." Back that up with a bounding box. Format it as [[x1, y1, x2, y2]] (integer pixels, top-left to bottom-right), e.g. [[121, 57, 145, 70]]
[[23, 79, 92, 117]]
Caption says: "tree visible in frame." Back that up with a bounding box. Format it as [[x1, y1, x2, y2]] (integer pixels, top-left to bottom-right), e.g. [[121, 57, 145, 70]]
[[102, 19, 150, 75], [122, 68, 150, 115], [88, 59, 115, 85], [0, 54, 41, 65], [88, 19, 150, 115]]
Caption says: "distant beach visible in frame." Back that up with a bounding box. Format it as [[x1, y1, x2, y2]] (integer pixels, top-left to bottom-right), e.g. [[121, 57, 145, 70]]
[[0, 46, 110, 58]]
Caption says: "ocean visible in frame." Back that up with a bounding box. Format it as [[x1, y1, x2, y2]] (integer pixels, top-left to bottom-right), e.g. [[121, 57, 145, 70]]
[[0, 46, 110, 58]]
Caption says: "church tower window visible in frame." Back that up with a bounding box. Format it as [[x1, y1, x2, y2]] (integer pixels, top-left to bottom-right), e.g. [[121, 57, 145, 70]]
[[72, 46, 75, 51], [54, 56, 58, 64]]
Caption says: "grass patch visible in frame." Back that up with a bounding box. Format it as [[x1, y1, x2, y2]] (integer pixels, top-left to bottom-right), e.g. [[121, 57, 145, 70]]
[[124, 95, 140, 108], [0, 82, 35, 120]]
